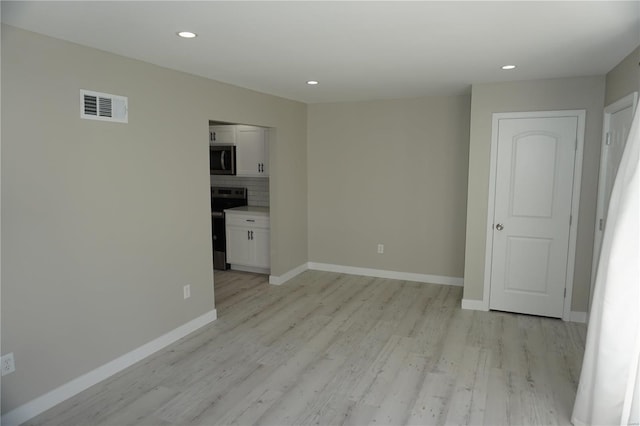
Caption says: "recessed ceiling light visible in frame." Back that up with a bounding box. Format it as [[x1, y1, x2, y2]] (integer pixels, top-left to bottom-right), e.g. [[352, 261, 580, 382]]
[[177, 31, 197, 39], [306, 80, 319, 85], [501, 65, 516, 70]]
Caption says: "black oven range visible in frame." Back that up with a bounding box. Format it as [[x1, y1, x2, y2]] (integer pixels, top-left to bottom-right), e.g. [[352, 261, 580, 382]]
[[211, 187, 248, 270]]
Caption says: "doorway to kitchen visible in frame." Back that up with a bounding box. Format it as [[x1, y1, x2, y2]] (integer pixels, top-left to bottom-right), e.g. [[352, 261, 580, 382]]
[[208, 120, 272, 281]]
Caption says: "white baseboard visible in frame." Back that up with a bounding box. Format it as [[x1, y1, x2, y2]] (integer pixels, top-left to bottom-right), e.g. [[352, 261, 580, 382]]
[[569, 311, 587, 323], [461, 298, 489, 311], [230, 264, 270, 275], [459, 300, 588, 323], [1, 309, 217, 426], [307, 262, 463, 286], [269, 263, 308, 285]]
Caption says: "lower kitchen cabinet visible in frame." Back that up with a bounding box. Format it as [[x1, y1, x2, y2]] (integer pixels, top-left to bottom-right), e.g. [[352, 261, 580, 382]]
[[225, 209, 270, 273]]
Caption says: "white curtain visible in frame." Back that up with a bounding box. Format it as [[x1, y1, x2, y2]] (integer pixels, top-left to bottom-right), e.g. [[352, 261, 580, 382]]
[[572, 105, 640, 426]]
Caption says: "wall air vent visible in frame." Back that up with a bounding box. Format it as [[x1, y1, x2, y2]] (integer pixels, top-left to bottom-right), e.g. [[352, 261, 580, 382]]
[[80, 89, 128, 123]]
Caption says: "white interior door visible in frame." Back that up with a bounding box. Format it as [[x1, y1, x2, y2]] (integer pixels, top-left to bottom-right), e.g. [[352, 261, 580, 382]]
[[489, 115, 579, 318], [590, 93, 637, 313]]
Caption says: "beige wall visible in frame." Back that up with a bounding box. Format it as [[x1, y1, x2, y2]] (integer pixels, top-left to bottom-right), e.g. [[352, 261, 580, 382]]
[[605, 46, 640, 105], [308, 95, 470, 278], [1, 25, 307, 412], [462, 76, 606, 312]]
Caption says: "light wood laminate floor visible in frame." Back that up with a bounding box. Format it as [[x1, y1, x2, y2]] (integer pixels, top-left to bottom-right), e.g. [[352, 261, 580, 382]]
[[28, 270, 587, 426]]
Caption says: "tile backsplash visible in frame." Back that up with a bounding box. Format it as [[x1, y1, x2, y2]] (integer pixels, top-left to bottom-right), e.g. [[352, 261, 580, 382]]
[[211, 176, 270, 207]]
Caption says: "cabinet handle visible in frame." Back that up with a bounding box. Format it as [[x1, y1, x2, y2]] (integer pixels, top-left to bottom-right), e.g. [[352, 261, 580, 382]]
[[251, 230, 254, 240], [213, 132, 216, 142], [247, 230, 250, 240], [246, 219, 255, 222], [210, 132, 213, 142]]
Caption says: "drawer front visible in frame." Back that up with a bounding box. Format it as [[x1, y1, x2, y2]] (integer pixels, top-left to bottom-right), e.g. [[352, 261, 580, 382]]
[[226, 214, 270, 229]]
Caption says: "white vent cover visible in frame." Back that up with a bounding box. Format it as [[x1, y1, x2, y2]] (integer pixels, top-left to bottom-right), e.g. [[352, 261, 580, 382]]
[[80, 89, 128, 123]]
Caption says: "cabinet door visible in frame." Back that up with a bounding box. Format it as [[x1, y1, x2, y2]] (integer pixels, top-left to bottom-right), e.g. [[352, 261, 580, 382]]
[[251, 228, 271, 268], [226, 226, 251, 265], [236, 126, 267, 176], [209, 126, 236, 145]]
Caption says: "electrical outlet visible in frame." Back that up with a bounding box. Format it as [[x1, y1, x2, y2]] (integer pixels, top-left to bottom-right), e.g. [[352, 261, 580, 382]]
[[377, 244, 384, 254], [1, 353, 15, 376], [183, 285, 191, 299]]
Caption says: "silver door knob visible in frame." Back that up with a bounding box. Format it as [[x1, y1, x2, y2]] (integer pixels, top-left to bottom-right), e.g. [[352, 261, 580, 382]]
[[496, 223, 504, 231]]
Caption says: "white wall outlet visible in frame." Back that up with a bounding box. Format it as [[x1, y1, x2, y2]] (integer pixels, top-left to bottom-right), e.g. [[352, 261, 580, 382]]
[[1, 353, 16, 376], [183, 285, 191, 299], [377, 244, 384, 254]]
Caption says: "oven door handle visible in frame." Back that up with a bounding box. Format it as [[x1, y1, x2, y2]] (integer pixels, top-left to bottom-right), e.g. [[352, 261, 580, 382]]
[[212, 211, 224, 218], [221, 151, 226, 170]]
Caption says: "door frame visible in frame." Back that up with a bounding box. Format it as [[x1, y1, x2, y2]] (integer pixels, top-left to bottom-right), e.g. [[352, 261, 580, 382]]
[[589, 93, 638, 316], [482, 110, 586, 321]]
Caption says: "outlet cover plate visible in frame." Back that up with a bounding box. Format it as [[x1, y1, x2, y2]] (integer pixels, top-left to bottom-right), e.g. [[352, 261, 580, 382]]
[[1, 353, 16, 376]]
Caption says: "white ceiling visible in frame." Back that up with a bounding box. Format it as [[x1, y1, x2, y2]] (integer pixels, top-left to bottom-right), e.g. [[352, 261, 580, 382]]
[[2, 1, 639, 104]]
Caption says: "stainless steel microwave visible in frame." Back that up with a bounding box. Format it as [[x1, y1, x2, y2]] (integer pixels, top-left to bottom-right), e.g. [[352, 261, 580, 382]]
[[210, 144, 236, 175]]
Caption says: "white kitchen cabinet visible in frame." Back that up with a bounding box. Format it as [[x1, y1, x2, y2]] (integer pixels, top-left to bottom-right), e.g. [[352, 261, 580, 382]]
[[225, 208, 270, 273], [209, 125, 236, 145], [235, 125, 269, 177], [209, 124, 269, 176]]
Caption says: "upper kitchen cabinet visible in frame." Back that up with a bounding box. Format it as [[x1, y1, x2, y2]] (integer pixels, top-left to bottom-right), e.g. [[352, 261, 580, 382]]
[[209, 125, 236, 145], [236, 125, 269, 177], [208, 124, 269, 177]]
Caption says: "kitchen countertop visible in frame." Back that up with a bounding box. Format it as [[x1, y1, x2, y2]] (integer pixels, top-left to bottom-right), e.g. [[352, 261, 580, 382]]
[[224, 206, 270, 216]]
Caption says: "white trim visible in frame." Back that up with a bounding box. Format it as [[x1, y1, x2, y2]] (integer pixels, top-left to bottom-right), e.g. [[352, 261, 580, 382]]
[[605, 92, 639, 115], [563, 111, 586, 321], [590, 92, 638, 315], [269, 263, 308, 285], [482, 113, 501, 312], [483, 110, 586, 321], [569, 311, 588, 324], [461, 298, 489, 311], [1, 309, 217, 426], [462, 301, 586, 324], [308, 262, 463, 286], [229, 264, 270, 275]]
